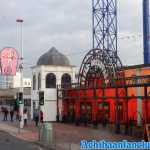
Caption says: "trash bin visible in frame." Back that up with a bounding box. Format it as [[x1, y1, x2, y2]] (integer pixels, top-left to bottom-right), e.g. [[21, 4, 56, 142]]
[[39, 123, 53, 146], [45, 123, 53, 145]]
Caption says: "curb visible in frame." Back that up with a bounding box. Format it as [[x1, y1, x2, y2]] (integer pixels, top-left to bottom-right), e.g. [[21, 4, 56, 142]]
[[33, 141, 56, 150]]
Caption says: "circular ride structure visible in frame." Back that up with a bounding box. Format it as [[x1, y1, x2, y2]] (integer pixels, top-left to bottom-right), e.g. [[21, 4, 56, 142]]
[[78, 48, 126, 133], [78, 48, 124, 88], [57, 0, 150, 135]]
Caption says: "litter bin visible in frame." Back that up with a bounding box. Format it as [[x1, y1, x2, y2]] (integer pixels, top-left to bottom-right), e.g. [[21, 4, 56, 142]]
[[39, 123, 53, 146], [45, 123, 53, 145]]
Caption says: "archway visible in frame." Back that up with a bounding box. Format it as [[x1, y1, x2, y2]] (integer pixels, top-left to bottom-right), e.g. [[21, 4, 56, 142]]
[[46, 73, 56, 88], [61, 73, 71, 88]]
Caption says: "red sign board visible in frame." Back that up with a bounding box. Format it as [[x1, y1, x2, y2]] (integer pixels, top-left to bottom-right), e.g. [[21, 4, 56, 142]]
[[0, 47, 19, 75]]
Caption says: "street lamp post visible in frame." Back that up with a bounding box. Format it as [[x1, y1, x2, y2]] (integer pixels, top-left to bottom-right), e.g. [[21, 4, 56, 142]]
[[16, 18, 24, 129]]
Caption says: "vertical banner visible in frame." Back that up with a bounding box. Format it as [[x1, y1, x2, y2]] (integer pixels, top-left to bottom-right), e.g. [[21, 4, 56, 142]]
[[0, 47, 19, 75]]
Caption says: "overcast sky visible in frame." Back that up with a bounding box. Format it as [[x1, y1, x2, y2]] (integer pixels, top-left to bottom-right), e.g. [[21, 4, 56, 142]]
[[0, 0, 144, 77]]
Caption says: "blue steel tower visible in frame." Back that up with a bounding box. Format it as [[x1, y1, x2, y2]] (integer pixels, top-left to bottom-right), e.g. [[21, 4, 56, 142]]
[[92, 0, 117, 55], [143, 0, 150, 64]]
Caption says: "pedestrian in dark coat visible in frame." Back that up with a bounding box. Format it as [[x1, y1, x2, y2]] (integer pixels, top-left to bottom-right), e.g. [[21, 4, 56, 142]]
[[10, 109, 14, 122], [4, 108, 8, 121], [33, 110, 39, 127]]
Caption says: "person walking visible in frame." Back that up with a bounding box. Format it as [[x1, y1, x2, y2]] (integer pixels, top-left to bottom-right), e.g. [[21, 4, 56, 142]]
[[4, 108, 8, 121], [10, 109, 14, 122], [33, 109, 39, 127], [2, 107, 5, 121], [23, 109, 28, 126]]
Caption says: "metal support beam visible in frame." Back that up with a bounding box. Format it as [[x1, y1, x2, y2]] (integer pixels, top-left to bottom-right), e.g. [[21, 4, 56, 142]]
[[143, 0, 150, 64], [92, 0, 117, 56]]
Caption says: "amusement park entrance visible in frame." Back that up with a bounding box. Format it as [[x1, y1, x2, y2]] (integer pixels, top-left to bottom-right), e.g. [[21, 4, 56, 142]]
[[57, 0, 150, 134], [57, 48, 150, 133]]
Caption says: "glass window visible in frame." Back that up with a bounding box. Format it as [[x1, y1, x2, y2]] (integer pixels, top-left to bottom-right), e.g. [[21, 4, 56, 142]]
[[61, 73, 71, 88], [38, 73, 41, 90], [46, 73, 56, 88], [33, 75, 36, 90]]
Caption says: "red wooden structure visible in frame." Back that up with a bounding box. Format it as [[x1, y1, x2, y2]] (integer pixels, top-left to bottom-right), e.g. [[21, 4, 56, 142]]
[[57, 48, 150, 134], [57, 75, 150, 123]]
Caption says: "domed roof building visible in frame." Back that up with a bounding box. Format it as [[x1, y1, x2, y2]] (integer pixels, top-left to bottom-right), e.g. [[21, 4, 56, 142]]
[[37, 47, 70, 66], [31, 47, 76, 122]]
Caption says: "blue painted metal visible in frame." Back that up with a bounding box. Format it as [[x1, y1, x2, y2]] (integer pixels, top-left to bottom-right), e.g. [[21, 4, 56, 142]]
[[92, 0, 117, 55], [143, 0, 150, 64]]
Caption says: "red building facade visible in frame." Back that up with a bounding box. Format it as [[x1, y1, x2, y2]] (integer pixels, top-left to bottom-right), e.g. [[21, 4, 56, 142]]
[[57, 64, 150, 127]]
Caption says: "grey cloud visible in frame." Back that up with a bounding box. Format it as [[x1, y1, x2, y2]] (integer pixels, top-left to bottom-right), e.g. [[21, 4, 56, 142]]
[[0, 0, 145, 77]]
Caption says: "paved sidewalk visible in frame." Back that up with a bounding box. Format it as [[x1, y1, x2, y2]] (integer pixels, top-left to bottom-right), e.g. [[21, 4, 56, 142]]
[[0, 120, 55, 150], [0, 121, 39, 142], [0, 116, 141, 150], [52, 123, 139, 150]]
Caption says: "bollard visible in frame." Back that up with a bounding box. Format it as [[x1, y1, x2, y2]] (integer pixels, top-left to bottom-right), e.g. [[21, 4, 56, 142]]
[[39, 123, 53, 147], [45, 123, 53, 145]]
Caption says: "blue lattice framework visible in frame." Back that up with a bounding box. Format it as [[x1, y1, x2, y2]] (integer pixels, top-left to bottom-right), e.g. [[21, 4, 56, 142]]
[[79, 0, 122, 85], [78, 0, 123, 134], [143, 0, 150, 64], [92, 0, 117, 56]]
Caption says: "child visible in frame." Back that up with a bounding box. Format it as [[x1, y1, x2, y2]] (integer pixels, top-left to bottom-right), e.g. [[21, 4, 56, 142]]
[[23, 109, 28, 126]]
